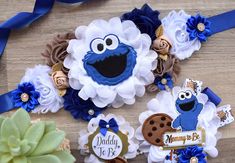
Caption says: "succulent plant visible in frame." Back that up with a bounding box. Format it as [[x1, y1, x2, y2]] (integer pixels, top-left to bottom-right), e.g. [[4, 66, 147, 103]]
[[0, 109, 76, 163]]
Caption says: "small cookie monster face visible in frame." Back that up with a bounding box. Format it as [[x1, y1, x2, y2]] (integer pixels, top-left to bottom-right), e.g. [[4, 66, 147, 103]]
[[176, 90, 198, 113], [83, 34, 137, 85]]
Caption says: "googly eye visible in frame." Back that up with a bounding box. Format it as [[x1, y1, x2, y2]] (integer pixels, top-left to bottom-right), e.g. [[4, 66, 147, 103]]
[[104, 34, 119, 50], [91, 39, 106, 54], [178, 92, 186, 100], [185, 90, 192, 99]]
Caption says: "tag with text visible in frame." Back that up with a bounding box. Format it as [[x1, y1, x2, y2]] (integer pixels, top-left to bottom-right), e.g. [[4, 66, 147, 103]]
[[163, 130, 205, 149]]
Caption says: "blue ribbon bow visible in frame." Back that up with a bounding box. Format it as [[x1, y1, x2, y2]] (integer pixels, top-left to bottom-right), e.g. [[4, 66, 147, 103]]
[[0, 0, 87, 57], [99, 118, 119, 136]]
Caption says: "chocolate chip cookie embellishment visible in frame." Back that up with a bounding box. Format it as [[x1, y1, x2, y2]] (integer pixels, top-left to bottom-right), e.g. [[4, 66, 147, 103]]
[[142, 113, 176, 146]]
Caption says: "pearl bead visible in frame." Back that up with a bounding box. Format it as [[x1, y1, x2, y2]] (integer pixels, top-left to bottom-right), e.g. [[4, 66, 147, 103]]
[[20, 93, 29, 102], [190, 157, 198, 163], [88, 109, 94, 115], [106, 124, 110, 128], [197, 23, 205, 32], [161, 78, 167, 85], [175, 30, 188, 43]]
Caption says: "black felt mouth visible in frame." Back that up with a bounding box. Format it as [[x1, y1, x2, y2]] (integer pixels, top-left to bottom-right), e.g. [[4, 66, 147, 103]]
[[179, 100, 195, 111], [89, 50, 129, 78]]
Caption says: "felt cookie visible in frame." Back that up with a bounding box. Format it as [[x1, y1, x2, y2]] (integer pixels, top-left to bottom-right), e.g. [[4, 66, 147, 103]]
[[142, 113, 176, 146], [135, 81, 231, 163]]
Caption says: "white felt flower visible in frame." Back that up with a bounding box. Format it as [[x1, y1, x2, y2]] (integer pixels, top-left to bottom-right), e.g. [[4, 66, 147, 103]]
[[64, 17, 157, 108], [161, 10, 201, 60], [136, 87, 220, 162], [78, 114, 139, 163], [21, 65, 64, 113]]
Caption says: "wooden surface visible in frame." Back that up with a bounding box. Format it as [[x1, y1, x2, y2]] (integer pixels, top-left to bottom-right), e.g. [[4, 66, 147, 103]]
[[1, 0, 235, 162]]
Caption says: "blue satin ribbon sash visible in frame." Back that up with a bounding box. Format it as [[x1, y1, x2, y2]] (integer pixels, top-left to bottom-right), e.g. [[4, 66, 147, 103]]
[[0, 90, 15, 114], [208, 10, 235, 35], [0, 0, 86, 56]]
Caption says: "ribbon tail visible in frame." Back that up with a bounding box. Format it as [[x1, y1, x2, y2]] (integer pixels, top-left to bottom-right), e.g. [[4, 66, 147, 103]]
[[0, 0, 54, 57], [208, 10, 235, 35], [112, 126, 119, 134], [0, 90, 16, 114], [202, 87, 221, 106], [100, 128, 107, 136], [56, 0, 86, 3], [0, 29, 10, 57]]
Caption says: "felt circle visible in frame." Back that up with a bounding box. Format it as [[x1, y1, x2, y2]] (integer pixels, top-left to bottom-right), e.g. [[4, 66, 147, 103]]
[[142, 113, 176, 146]]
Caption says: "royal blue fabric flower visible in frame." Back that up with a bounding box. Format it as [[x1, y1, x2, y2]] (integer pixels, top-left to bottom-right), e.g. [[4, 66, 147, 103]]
[[154, 73, 173, 91], [165, 155, 171, 160], [12, 82, 40, 112], [186, 14, 211, 42], [178, 146, 207, 163], [121, 4, 161, 41], [63, 88, 106, 121]]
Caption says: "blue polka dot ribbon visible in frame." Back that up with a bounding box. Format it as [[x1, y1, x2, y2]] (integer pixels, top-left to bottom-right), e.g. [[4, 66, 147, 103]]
[[0, 0, 87, 57]]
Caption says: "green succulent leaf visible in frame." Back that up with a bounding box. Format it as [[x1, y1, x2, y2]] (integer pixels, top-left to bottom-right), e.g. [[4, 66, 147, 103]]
[[1, 153, 13, 163], [7, 136, 21, 156], [24, 121, 45, 155], [11, 109, 31, 138], [0, 108, 72, 163], [1, 118, 20, 140], [0, 116, 5, 129], [52, 151, 76, 163], [20, 140, 31, 155], [31, 131, 65, 156], [8, 136, 20, 147], [0, 140, 9, 153], [28, 155, 61, 163], [24, 121, 45, 142], [44, 121, 56, 134], [13, 156, 27, 163]]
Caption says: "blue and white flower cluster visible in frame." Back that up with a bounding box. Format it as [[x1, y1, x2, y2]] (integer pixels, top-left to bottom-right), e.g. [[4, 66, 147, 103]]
[[17, 65, 64, 113], [123, 5, 211, 61]]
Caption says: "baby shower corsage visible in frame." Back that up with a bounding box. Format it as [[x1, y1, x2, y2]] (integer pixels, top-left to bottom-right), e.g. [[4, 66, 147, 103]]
[[135, 78, 233, 163], [78, 114, 139, 163]]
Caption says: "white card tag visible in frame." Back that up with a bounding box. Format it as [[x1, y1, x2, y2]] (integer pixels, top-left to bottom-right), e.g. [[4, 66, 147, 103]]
[[163, 130, 205, 149], [183, 78, 203, 95], [91, 131, 123, 160], [217, 105, 234, 127]]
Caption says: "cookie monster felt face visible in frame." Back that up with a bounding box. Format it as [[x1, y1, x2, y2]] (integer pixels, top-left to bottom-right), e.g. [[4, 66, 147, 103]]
[[176, 90, 198, 112], [83, 34, 137, 85]]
